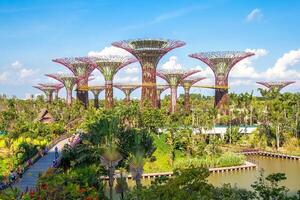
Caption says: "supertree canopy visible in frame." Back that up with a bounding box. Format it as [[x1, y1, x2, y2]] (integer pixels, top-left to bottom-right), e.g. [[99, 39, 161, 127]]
[[82, 55, 137, 109], [157, 69, 200, 113], [33, 85, 56, 103], [257, 81, 295, 92], [114, 84, 140, 102], [112, 38, 185, 108], [38, 83, 64, 99], [45, 74, 80, 105], [189, 51, 254, 113], [52, 57, 96, 107], [156, 85, 169, 108], [181, 77, 206, 113], [89, 86, 105, 109]]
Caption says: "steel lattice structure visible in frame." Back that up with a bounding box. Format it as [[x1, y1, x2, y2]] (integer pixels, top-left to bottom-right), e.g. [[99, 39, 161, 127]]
[[33, 85, 56, 103], [89, 86, 105, 108], [80, 55, 137, 109], [181, 77, 206, 113], [156, 85, 169, 108], [112, 38, 185, 108], [157, 69, 200, 113], [38, 83, 64, 100], [114, 84, 140, 102], [256, 81, 295, 92], [45, 74, 80, 105], [52, 57, 96, 107], [189, 51, 254, 113]]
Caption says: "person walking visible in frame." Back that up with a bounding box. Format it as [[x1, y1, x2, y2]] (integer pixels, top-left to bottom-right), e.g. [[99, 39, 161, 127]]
[[54, 146, 59, 159]]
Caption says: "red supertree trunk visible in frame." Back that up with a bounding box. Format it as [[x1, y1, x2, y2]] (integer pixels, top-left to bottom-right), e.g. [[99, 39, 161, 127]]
[[105, 81, 113, 109], [170, 86, 177, 113], [184, 87, 190, 113], [76, 78, 89, 107], [94, 94, 99, 109], [215, 76, 229, 114], [141, 62, 157, 108]]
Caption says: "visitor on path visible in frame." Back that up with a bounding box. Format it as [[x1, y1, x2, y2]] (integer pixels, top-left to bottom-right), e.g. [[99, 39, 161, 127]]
[[55, 146, 59, 159], [44, 147, 48, 155], [52, 159, 57, 168], [16, 165, 23, 178]]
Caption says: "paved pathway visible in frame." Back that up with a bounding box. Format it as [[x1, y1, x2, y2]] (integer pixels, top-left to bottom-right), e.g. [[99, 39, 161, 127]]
[[14, 137, 71, 191]]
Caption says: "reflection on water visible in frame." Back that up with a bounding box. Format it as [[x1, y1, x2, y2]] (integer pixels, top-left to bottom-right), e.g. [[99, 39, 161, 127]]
[[107, 156, 300, 199], [208, 156, 300, 193]]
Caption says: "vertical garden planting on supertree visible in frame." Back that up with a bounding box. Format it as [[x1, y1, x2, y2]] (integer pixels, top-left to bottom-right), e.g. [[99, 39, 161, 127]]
[[256, 81, 295, 92], [52, 57, 96, 107], [45, 74, 80, 105], [181, 77, 206, 113], [81, 55, 137, 109], [112, 38, 185, 108], [33, 85, 56, 103], [89, 86, 105, 108], [189, 51, 254, 114], [114, 84, 140, 102], [157, 69, 200, 113]]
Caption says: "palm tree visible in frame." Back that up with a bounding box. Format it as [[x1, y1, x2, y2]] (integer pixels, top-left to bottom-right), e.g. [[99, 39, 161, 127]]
[[100, 139, 122, 200], [129, 150, 144, 190]]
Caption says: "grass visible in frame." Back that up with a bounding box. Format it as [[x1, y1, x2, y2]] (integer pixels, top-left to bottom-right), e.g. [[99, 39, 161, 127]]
[[144, 134, 246, 173], [144, 134, 172, 173]]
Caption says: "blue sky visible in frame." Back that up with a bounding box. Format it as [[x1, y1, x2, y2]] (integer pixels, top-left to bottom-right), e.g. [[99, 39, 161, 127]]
[[0, 0, 300, 99]]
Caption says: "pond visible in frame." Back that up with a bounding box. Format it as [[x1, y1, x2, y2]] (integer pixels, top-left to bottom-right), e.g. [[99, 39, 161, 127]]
[[107, 155, 300, 199], [208, 155, 300, 194]]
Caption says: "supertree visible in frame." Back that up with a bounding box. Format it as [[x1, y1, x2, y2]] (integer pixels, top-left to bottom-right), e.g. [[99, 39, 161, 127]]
[[89, 86, 105, 109], [81, 55, 137, 109], [189, 51, 254, 113], [256, 81, 295, 92], [33, 85, 56, 103], [181, 77, 206, 113], [156, 85, 169, 108], [45, 74, 80, 105], [38, 83, 64, 100], [112, 38, 185, 107], [52, 57, 96, 107], [157, 69, 200, 113], [114, 84, 140, 102]]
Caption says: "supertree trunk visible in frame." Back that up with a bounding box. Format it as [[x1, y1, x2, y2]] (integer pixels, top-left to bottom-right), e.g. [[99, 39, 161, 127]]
[[94, 93, 99, 109], [215, 77, 229, 114], [125, 94, 130, 102], [157, 96, 162, 108], [184, 87, 190, 113], [76, 78, 89, 107], [55, 91, 59, 100], [47, 91, 53, 103], [105, 81, 113, 109], [66, 89, 72, 106], [141, 62, 157, 108], [170, 86, 177, 113]]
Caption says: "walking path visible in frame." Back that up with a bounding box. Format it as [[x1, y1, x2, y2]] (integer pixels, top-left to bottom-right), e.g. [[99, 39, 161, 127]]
[[13, 137, 71, 191]]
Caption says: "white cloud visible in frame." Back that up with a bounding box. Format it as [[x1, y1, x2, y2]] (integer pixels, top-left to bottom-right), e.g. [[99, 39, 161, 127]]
[[265, 49, 300, 79], [231, 49, 268, 78], [161, 56, 182, 70], [124, 66, 139, 74], [246, 8, 263, 22], [11, 61, 22, 69], [114, 75, 139, 83], [0, 72, 9, 82], [88, 46, 130, 57], [19, 68, 36, 79]]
